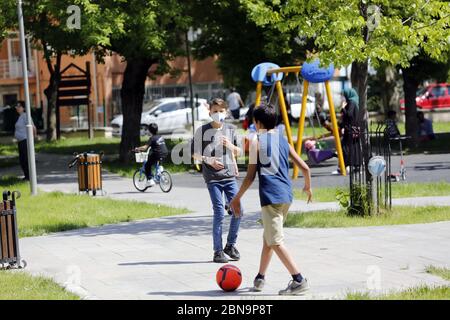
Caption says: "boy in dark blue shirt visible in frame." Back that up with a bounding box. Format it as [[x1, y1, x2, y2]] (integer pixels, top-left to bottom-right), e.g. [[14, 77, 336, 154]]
[[230, 103, 312, 295], [135, 123, 168, 187]]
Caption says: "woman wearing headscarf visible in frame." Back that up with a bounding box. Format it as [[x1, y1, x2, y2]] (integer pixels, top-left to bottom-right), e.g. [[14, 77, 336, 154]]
[[333, 88, 361, 174]]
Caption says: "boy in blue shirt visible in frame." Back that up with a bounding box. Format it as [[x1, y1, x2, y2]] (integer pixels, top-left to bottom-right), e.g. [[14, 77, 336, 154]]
[[230, 103, 312, 295]]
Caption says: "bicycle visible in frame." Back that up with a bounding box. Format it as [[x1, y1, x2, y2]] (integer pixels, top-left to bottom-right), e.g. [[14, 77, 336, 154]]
[[132, 150, 173, 193]]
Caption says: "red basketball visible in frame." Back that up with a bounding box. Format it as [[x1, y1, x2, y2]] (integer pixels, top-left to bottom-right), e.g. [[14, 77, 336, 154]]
[[216, 264, 242, 292]]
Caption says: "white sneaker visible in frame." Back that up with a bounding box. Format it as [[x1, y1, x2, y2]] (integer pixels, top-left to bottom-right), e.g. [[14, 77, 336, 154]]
[[279, 278, 310, 295], [253, 278, 265, 292], [331, 169, 341, 175], [146, 179, 156, 187], [331, 167, 350, 175]]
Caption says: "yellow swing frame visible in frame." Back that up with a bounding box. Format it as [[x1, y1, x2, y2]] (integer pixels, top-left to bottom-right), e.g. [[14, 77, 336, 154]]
[[255, 66, 346, 178]]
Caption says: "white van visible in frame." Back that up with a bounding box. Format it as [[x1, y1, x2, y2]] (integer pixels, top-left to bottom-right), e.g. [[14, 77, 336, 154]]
[[111, 97, 210, 136]]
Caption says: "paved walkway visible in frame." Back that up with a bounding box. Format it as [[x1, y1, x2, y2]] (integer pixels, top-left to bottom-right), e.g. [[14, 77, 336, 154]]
[[2, 154, 450, 299]]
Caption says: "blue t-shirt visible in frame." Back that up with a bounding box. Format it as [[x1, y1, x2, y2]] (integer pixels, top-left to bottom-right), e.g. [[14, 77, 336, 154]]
[[257, 131, 293, 207]]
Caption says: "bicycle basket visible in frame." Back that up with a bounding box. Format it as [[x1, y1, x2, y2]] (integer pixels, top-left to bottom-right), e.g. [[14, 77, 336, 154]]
[[135, 152, 149, 163]]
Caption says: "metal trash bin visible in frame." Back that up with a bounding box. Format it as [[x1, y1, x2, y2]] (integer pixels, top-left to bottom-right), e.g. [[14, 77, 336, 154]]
[[69, 152, 103, 196], [1, 190, 25, 269]]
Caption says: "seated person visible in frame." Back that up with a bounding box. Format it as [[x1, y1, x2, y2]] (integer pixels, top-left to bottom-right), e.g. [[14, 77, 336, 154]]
[[417, 111, 435, 141], [303, 113, 338, 150], [135, 123, 169, 187], [318, 113, 334, 138], [386, 110, 401, 139], [304, 139, 337, 164]]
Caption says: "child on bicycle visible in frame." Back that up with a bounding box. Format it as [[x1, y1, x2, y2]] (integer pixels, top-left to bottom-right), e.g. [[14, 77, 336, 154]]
[[135, 123, 169, 187]]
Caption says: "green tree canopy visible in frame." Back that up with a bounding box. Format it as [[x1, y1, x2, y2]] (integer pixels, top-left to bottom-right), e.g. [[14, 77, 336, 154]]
[[0, 1, 14, 40], [241, 0, 450, 68]]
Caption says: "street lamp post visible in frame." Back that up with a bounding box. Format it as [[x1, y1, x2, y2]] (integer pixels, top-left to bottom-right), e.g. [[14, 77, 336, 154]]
[[185, 28, 201, 138], [17, 0, 38, 195], [185, 31, 195, 138]]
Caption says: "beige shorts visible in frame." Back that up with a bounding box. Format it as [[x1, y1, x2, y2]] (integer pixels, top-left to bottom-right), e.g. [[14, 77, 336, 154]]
[[261, 203, 291, 246]]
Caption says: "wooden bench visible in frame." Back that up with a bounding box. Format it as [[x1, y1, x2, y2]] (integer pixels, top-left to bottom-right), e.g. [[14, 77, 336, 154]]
[[0, 191, 24, 269]]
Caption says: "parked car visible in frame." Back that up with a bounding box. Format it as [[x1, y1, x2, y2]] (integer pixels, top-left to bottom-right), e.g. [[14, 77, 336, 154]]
[[400, 83, 450, 110], [287, 93, 329, 120], [111, 97, 209, 136]]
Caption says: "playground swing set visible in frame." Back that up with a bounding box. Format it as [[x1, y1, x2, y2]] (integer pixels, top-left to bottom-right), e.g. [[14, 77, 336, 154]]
[[250, 60, 347, 178]]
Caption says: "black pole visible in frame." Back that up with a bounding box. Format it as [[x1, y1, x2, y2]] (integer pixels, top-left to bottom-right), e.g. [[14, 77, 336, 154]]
[[195, 93, 199, 120], [56, 100, 61, 140], [185, 31, 195, 138], [86, 61, 93, 140]]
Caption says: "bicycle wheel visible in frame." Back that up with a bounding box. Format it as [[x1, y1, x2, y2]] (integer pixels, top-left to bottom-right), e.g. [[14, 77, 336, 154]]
[[159, 171, 173, 193], [133, 169, 148, 192]]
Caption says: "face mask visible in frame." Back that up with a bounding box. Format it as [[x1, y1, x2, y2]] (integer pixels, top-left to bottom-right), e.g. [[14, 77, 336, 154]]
[[211, 112, 226, 124]]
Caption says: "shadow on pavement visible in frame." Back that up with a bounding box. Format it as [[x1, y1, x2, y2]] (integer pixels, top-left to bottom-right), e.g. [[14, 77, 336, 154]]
[[50, 211, 262, 238], [119, 260, 211, 266], [413, 163, 450, 171], [147, 288, 301, 298], [147, 288, 256, 297]]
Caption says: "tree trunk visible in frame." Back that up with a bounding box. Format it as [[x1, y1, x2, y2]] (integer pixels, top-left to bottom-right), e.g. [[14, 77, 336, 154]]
[[384, 66, 399, 113], [43, 51, 62, 141], [350, 60, 369, 112], [119, 58, 156, 163], [402, 67, 420, 146]]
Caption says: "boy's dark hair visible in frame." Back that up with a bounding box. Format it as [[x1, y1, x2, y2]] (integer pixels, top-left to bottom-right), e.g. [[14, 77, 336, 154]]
[[16, 101, 25, 108], [148, 123, 158, 135], [387, 110, 397, 118], [253, 103, 277, 129]]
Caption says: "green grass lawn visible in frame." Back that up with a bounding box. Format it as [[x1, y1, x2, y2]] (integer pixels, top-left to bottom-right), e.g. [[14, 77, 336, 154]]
[[346, 266, 450, 300], [285, 125, 329, 140], [285, 205, 450, 228], [0, 271, 79, 300], [1, 176, 189, 237], [36, 136, 122, 155], [0, 143, 17, 156], [432, 122, 450, 133], [346, 285, 450, 300], [426, 266, 450, 281], [0, 136, 122, 157], [294, 181, 450, 203]]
